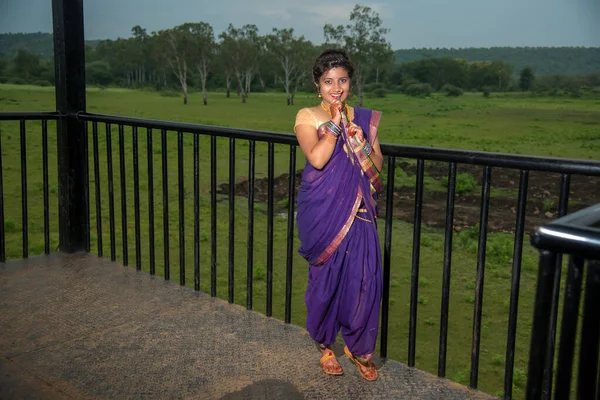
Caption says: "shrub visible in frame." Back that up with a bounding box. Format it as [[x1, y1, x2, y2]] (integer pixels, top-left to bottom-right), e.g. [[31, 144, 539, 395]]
[[8, 77, 26, 85], [371, 88, 387, 98], [363, 82, 385, 92], [569, 88, 582, 98], [405, 83, 433, 97], [542, 198, 555, 213], [441, 84, 464, 96], [33, 80, 51, 87], [400, 78, 419, 92], [250, 83, 265, 93], [159, 90, 180, 98], [5, 219, 18, 233], [441, 172, 477, 195], [254, 263, 266, 281]]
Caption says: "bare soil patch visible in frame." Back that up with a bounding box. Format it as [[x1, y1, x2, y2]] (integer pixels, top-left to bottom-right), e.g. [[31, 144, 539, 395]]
[[221, 160, 600, 235]]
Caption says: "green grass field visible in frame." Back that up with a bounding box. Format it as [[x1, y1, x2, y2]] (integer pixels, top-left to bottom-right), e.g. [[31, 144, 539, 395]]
[[1, 84, 599, 398]]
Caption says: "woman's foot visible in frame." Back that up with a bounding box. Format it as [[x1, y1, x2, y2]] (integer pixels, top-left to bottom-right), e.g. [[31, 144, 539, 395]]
[[319, 345, 344, 375], [343, 346, 378, 381]]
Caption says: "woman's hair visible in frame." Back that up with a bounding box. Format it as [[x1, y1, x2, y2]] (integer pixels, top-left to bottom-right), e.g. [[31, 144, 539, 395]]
[[312, 49, 355, 84]]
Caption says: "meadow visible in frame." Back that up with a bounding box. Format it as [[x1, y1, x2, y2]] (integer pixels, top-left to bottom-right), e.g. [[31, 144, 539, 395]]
[[1, 83, 599, 398]]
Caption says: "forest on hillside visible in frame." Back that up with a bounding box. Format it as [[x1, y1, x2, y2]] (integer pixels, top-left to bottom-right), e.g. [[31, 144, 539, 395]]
[[393, 47, 600, 76], [2, 32, 598, 78]]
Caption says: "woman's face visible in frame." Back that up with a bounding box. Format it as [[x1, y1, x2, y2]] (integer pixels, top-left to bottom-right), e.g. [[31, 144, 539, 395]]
[[318, 67, 350, 104]]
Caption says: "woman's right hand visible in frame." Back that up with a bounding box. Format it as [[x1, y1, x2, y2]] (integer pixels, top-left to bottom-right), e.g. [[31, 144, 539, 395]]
[[328, 99, 343, 126]]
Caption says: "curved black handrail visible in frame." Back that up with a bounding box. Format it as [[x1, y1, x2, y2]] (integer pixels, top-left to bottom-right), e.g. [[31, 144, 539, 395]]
[[528, 203, 600, 399], [531, 203, 600, 260]]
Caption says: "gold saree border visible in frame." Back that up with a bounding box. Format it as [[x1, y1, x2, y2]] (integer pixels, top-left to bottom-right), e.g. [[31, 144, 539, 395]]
[[368, 110, 383, 194]]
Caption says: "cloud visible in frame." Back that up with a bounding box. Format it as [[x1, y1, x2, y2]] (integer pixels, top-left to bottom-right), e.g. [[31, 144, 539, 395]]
[[1, 0, 597, 48], [257, 9, 292, 21]]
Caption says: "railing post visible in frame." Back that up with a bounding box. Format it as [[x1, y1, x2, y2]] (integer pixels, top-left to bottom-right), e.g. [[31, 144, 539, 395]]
[[52, 0, 89, 252], [526, 250, 558, 400]]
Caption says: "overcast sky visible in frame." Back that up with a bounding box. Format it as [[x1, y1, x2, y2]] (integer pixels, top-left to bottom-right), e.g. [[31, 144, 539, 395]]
[[1, 0, 598, 49]]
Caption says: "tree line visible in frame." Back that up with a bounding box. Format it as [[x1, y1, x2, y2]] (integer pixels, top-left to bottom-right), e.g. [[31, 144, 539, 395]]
[[1, 4, 599, 104], [394, 47, 600, 77]]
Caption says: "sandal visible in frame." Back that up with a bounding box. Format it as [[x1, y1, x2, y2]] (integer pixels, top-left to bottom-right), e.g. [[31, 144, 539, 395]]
[[344, 345, 378, 381], [320, 350, 344, 375]]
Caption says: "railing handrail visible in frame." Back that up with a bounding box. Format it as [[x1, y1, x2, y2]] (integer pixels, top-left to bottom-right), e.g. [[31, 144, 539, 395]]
[[77, 112, 299, 146], [0, 111, 62, 121], [531, 203, 600, 259], [380, 145, 600, 176], [3, 110, 600, 177], [78, 111, 600, 176]]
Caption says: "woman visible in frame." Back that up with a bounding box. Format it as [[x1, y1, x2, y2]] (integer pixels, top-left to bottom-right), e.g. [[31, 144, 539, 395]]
[[294, 49, 384, 381]]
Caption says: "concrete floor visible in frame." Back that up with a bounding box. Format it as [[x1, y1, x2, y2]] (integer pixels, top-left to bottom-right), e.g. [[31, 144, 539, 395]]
[[1, 252, 494, 399]]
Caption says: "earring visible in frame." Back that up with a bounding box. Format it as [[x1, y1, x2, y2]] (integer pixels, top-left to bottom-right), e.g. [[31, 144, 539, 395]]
[[318, 92, 322, 98]]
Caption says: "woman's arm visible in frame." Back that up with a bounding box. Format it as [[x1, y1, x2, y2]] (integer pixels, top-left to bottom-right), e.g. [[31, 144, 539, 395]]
[[370, 135, 383, 172], [294, 102, 344, 170], [295, 123, 338, 170]]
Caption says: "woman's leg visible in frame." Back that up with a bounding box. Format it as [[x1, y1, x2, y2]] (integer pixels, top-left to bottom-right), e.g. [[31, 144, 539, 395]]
[[305, 240, 349, 374], [305, 258, 342, 347], [338, 219, 382, 358]]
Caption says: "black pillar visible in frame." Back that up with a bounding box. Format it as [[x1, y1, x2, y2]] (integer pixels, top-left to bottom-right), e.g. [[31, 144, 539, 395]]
[[52, 0, 89, 252]]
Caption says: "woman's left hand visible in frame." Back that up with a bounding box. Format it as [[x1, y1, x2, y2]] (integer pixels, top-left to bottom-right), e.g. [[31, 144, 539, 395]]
[[347, 123, 366, 144]]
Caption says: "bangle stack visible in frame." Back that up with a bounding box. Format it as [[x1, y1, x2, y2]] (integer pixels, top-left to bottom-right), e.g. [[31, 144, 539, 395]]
[[324, 120, 341, 138], [362, 142, 373, 155]]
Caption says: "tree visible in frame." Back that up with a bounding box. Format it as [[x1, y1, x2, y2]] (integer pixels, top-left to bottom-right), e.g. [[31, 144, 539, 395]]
[[0, 58, 6, 78], [130, 25, 149, 85], [12, 49, 43, 81], [157, 25, 194, 104], [398, 57, 468, 90], [218, 24, 261, 103], [265, 28, 313, 105], [519, 66, 535, 91], [146, 33, 170, 88], [468, 61, 491, 91], [468, 60, 512, 91], [86, 61, 112, 86], [489, 60, 513, 91], [184, 22, 215, 105], [369, 41, 394, 84], [323, 4, 392, 106]]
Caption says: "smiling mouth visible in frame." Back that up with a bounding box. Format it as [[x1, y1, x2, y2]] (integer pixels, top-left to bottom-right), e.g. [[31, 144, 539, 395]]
[[331, 93, 342, 99]]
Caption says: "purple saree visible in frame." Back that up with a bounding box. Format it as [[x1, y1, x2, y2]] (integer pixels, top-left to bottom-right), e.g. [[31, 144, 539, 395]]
[[296, 106, 383, 357]]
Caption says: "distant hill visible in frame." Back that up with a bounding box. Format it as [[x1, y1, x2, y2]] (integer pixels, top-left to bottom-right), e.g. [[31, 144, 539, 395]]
[[0, 32, 100, 59], [394, 47, 600, 76], [2, 33, 598, 77], [0, 33, 56, 59]]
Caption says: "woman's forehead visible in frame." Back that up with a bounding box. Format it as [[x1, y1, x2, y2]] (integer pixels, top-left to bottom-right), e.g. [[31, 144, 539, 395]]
[[321, 67, 349, 80]]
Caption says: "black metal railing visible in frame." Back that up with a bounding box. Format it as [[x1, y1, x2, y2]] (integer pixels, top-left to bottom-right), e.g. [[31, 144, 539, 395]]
[[79, 114, 600, 399], [527, 203, 600, 400], [78, 112, 299, 318], [2, 110, 600, 399], [379, 145, 600, 398], [0, 112, 62, 262]]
